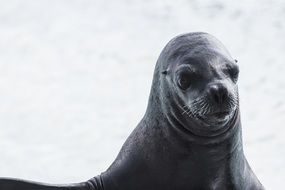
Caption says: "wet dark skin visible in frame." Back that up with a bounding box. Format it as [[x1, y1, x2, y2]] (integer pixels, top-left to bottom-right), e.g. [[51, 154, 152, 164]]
[[0, 32, 264, 190]]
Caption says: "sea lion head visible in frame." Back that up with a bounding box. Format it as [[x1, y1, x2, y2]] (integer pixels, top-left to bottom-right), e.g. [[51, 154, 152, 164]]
[[151, 32, 239, 136]]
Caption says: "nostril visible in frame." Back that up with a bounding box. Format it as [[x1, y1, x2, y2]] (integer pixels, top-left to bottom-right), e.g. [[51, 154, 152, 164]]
[[220, 87, 228, 100], [211, 88, 219, 103], [209, 85, 228, 105], [214, 93, 220, 104]]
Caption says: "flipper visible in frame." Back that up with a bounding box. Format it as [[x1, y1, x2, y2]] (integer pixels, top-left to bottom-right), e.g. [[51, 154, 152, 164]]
[[0, 176, 103, 190]]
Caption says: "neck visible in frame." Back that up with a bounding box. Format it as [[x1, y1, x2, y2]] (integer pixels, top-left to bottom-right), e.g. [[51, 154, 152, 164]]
[[156, 108, 246, 188], [101, 100, 246, 189]]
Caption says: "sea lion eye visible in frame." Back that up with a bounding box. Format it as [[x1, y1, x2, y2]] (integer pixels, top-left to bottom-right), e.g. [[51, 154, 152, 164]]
[[177, 72, 191, 90], [224, 65, 239, 83]]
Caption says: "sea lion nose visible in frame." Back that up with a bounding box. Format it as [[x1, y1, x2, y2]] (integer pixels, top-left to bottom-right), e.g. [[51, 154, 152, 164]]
[[209, 84, 228, 105]]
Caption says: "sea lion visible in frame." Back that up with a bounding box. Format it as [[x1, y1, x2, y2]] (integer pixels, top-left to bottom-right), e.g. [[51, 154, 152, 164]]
[[0, 32, 264, 190]]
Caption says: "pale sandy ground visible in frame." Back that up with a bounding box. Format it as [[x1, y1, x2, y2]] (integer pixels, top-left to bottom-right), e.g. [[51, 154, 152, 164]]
[[0, 0, 284, 189]]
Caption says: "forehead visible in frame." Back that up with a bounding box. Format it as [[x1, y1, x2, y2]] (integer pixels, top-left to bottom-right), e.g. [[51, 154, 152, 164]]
[[176, 49, 234, 72], [161, 33, 237, 73]]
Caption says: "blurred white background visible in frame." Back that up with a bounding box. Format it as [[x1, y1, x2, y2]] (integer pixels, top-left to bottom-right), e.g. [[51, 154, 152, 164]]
[[0, 0, 284, 189]]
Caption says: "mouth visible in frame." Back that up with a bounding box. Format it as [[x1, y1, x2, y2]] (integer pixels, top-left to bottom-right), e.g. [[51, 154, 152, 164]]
[[208, 111, 231, 119], [198, 110, 233, 127], [181, 105, 235, 127], [201, 110, 233, 126]]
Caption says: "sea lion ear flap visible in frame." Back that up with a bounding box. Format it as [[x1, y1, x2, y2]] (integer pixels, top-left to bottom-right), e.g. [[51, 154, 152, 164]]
[[234, 59, 238, 63], [161, 70, 168, 75], [161, 68, 169, 75]]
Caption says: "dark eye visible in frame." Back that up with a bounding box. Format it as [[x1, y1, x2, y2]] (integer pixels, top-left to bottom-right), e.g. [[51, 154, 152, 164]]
[[177, 72, 191, 90], [224, 65, 239, 83]]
